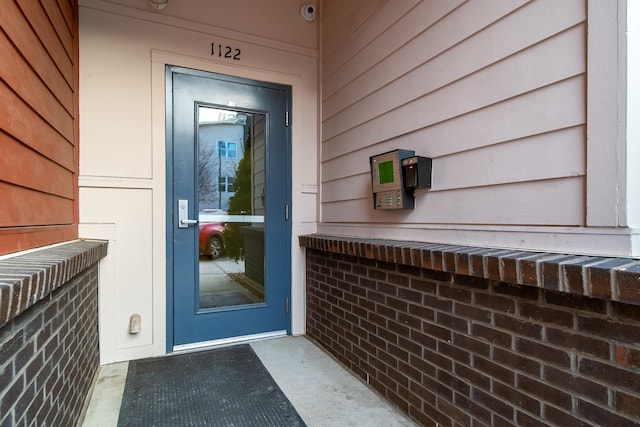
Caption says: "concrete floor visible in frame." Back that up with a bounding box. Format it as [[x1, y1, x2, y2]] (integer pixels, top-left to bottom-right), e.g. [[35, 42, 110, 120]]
[[81, 336, 418, 426]]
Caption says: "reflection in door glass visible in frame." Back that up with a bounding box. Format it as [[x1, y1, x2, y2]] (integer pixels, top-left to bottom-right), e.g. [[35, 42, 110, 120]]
[[197, 107, 266, 310]]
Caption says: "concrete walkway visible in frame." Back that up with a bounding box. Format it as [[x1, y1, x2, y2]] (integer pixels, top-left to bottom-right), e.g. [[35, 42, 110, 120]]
[[81, 336, 418, 426]]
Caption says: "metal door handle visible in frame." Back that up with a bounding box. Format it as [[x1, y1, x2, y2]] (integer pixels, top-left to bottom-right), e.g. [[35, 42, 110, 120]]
[[178, 199, 198, 228]]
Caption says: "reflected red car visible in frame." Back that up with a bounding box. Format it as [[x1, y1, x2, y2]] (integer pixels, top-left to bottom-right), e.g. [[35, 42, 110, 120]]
[[198, 211, 226, 259]]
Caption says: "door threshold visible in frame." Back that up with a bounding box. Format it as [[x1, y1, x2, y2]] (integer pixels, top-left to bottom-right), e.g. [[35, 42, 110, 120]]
[[172, 330, 287, 353]]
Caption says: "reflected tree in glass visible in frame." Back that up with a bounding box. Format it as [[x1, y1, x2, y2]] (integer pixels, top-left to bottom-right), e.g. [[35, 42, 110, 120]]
[[224, 131, 252, 261]]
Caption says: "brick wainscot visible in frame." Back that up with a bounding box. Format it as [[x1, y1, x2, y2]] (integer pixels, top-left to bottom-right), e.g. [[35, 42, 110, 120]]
[[300, 235, 640, 426], [0, 240, 108, 427]]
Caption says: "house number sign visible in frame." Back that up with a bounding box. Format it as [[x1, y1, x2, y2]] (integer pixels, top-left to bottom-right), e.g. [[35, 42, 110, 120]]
[[211, 42, 241, 61]]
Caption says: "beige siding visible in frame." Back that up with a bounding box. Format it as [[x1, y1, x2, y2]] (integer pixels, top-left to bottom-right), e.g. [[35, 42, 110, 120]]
[[321, 0, 587, 227], [252, 114, 266, 216]]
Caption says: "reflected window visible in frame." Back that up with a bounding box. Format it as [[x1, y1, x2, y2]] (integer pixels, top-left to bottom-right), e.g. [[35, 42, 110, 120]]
[[218, 176, 235, 193], [218, 141, 237, 158]]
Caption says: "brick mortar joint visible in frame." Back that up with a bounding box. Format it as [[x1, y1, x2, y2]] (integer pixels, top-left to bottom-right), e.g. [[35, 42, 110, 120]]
[[0, 240, 108, 327], [299, 234, 640, 307]]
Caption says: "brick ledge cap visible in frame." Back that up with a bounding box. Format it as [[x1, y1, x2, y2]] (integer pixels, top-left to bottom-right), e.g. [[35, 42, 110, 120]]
[[299, 234, 640, 306], [0, 240, 108, 326]]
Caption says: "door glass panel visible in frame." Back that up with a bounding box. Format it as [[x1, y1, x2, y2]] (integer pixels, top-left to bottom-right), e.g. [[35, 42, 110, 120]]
[[197, 106, 266, 310]]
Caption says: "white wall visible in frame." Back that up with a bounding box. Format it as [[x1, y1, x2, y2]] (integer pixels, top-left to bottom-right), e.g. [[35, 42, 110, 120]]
[[78, 0, 318, 363], [318, 0, 638, 258]]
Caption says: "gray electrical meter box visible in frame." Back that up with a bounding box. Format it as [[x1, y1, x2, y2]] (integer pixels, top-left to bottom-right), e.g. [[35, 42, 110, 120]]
[[370, 149, 415, 210]]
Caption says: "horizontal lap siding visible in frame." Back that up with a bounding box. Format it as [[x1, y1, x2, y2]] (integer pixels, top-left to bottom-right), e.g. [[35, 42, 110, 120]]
[[321, 0, 587, 226], [253, 115, 266, 215], [322, 177, 584, 225], [0, 0, 78, 254]]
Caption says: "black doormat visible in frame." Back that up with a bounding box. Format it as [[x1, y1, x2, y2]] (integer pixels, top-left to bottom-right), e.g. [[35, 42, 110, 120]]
[[117, 345, 306, 427]]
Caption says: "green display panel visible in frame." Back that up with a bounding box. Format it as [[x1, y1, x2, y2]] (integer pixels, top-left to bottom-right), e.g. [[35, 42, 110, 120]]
[[378, 160, 394, 184]]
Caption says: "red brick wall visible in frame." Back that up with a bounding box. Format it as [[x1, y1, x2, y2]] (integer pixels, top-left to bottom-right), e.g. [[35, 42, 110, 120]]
[[305, 248, 640, 426]]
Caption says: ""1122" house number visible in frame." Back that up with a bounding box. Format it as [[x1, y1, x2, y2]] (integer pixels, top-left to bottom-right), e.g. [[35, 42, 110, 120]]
[[211, 42, 241, 61]]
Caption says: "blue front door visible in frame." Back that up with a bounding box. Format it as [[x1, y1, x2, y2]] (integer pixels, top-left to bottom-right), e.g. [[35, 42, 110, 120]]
[[166, 66, 292, 349]]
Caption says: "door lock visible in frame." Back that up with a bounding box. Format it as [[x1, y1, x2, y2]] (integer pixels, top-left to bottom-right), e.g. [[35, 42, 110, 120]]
[[178, 199, 198, 228]]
